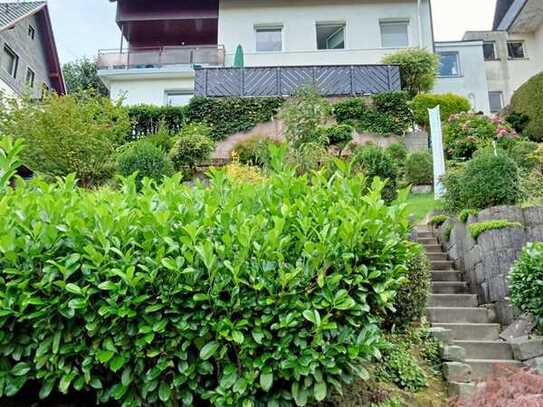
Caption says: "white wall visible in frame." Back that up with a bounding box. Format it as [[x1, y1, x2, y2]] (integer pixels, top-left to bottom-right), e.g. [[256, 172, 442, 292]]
[[434, 41, 491, 114], [218, 0, 434, 67]]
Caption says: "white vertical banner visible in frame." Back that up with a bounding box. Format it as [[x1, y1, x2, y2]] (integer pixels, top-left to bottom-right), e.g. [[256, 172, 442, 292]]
[[428, 106, 446, 199]]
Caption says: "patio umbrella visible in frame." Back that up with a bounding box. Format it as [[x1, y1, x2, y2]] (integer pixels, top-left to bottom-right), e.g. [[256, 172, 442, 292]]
[[233, 45, 244, 68]]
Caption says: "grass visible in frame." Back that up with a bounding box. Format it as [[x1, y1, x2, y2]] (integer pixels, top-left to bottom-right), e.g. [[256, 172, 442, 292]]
[[405, 193, 441, 223]]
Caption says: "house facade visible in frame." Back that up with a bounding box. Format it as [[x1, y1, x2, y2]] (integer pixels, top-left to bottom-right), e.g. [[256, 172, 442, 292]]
[[98, 0, 433, 105], [0, 1, 65, 98]]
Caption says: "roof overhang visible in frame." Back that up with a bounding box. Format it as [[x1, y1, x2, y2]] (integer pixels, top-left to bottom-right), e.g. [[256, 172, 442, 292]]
[[497, 0, 543, 32]]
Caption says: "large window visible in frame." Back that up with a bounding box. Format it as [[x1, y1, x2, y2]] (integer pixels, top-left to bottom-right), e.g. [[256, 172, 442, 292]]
[[255, 26, 283, 52], [483, 41, 497, 60], [489, 91, 504, 113], [2, 45, 18, 78], [507, 41, 525, 59], [165, 90, 193, 106], [316, 23, 345, 50], [438, 52, 461, 77], [380, 21, 409, 48]]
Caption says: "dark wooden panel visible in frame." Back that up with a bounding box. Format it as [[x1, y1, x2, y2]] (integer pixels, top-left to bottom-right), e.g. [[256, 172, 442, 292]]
[[279, 67, 314, 95], [244, 67, 278, 96]]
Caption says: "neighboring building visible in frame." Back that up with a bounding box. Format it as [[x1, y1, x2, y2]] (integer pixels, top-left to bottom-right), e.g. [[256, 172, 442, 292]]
[[0, 1, 65, 98], [98, 0, 434, 105]]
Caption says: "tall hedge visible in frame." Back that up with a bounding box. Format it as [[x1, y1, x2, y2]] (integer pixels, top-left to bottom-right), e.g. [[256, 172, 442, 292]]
[[186, 97, 284, 141], [510, 71, 543, 142], [126, 105, 186, 139]]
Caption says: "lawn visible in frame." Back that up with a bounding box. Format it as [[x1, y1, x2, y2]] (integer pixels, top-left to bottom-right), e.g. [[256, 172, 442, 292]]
[[405, 193, 441, 223]]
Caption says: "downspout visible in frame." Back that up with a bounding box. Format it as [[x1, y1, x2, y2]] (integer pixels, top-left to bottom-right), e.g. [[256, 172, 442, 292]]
[[417, 0, 423, 48]]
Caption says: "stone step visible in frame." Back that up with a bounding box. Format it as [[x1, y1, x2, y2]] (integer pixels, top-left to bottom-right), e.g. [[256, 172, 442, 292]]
[[424, 244, 443, 253], [427, 307, 490, 324], [432, 260, 455, 270], [418, 237, 439, 245], [432, 270, 462, 282], [417, 231, 433, 238], [430, 294, 479, 308], [466, 359, 523, 381], [433, 323, 501, 341], [454, 340, 514, 360], [432, 281, 468, 294], [428, 252, 448, 261]]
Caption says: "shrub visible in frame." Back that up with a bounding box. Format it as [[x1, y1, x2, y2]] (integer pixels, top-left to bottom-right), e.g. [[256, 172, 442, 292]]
[[459, 209, 479, 223], [509, 242, 543, 328], [0, 92, 131, 187], [444, 223, 453, 241], [352, 145, 399, 202], [372, 92, 414, 135], [443, 150, 522, 212], [382, 49, 439, 98], [116, 141, 174, 189], [334, 98, 366, 123], [405, 152, 433, 185], [0, 144, 415, 406], [224, 160, 265, 184], [508, 140, 539, 171], [378, 342, 427, 392], [0, 137, 24, 192], [505, 112, 530, 134], [429, 215, 448, 226], [322, 124, 354, 147], [231, 137, 281, 167], [186, 96, 284, 141], [411, 93, 471, 127], [386, 143, 408, 163], [143, 121, 177, 153], [126, 104, 186, 139], [521, 169, 543, 204], [468, 220, 523, 240], [510, 71, 543, 141], [383, 248, 431, 330], [169, 123, 214, 170]]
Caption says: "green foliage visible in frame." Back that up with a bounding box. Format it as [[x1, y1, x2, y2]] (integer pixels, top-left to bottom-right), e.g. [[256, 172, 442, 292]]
[[378, 343, 427, 392], [386, 143, 409, 163], [443, 150, 522, 212], [444, 223, 453, 241], [62, 57, 109, 97], [116, 141, 174, 189], [352, 145, 399, 202], [144, 123, 176, 153], [429, 215, 448, 226], [186, 96, 284, 141], [459, 209, 479, 223], [411, 93, 471, 127], [231, 137, 282, 167], [509, 243, 543, 329], [334, 98, 366, 123], [0, 137, 24, 192], [126, 105, 186, 139], [320, 124, 354, 149], [505, 112, 530, 134], [468, 220, 523, 240], [521, 169, 543, 205], [372, 92, 414, 134], [405, 152, 433, 185], [510, 71, 543, 141], [0, 150, 415, 406], [280, 87, 331, 149], [508, 140, 540, 171], [382, 49, 439, 98], [383, 248, 431, 331], [169, 123, 214, 170], [0, 92, 131, 187]]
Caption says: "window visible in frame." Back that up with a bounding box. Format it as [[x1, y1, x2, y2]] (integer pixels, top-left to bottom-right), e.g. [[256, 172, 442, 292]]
[[380, 21, 409, 48], [507, 41, 525, 59], [489, 91, 504, 113], [28, 25, 35, 40], [25, 67, 35, 88], [316, 23, 345, 50], [438, 52, 461, 77], [40, 83, 49, 99], [483, 41, 497, 60], [2, 45, 18, 78], [255, 26, 283, 52], [165, 90, 193, 106]]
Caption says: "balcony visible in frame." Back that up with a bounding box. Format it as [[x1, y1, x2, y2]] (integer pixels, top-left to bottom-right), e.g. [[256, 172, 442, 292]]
[[97, 45, 225, 71]]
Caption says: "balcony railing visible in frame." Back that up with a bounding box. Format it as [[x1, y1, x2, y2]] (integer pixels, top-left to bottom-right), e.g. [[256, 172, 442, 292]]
[[97, 45, 225, 70]]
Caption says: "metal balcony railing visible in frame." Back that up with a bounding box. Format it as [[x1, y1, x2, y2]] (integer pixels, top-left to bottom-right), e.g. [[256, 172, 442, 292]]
[[97, 45, 225, 70]]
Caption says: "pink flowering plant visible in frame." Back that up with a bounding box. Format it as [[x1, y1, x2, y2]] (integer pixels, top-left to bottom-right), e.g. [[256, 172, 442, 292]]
[[444, 112, 518, 161]]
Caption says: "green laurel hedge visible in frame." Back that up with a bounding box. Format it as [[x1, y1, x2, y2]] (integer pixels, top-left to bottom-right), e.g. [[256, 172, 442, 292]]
[[126, 105, 186, 139], [510, 71, 543, 141], [0, 148, 414, 406]]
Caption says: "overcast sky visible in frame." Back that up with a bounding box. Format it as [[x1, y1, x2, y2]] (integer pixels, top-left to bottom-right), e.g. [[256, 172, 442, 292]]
[[47, 0, 497, 64]]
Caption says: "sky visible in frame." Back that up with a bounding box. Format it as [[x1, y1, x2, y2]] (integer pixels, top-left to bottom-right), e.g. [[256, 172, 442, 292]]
[[46, 0, 497, 64]]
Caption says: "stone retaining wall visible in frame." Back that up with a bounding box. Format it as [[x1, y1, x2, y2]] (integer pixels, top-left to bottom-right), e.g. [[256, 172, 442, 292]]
[[434, 206, 543, 325]]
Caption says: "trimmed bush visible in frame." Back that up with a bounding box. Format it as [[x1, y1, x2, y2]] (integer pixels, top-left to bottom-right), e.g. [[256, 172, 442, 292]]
[[116, 141, 174, 189], [352, 145, 399, 202], [372, 92, 414, 134], [510, 71, 543, 141], [0, 145, 415, 406], [404, 152, 433, 185], [126, 105, 186, 139], [386, 143, 408, 163], [510, 242, 543, 328], [334, 98, 366, 123], [443, 150, 523, 212], [323, 124, 354, 146], [169, 123, 214, 170], [411, 93, 471, 127], [186, 96, 284, 141], [468, 220, 523, 240], [429, 215, 448, 226]]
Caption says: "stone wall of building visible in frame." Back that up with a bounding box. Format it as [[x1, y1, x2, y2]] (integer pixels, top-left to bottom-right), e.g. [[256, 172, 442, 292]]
[[434, 206, 543, 325]]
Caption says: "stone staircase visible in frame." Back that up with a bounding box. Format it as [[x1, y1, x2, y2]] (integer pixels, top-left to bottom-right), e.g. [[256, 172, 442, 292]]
[[416, 225, 522, 393]]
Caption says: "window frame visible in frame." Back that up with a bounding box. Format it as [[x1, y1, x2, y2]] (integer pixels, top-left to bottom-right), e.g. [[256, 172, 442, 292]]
[[28, 25, 35, 40], [25, 67, 35, 88], [488, 91, 504, 113], [507, 40, 526, 59], [315, 21, 346, 50], [164, 90, 193, 107], [254, 25, 284, 53], [40, 82, 49, 99], [379, 20, 410, 49], [483, 41, 497, 61], [2, 44, 19, 78], [437, 51, 462, 78]]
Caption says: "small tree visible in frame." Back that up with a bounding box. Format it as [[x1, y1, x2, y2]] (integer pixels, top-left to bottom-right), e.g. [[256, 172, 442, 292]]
[[169, 123, 214, 171], [63, 57, 110, 97], [382, 49, 439, 98]]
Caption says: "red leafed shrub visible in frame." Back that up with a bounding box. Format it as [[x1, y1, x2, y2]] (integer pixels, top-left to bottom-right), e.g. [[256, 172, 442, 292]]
[[448, 367, 543, 407]]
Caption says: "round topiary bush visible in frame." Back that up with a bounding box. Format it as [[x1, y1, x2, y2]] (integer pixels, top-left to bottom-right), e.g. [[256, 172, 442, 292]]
[[510, 71, 543, 142], [411, 93, 471, 127], [510, 242, 543, 328], [443, 149, 523, 212], [404, 151, 433, 185], [117, 141, 174, 188], [353, 145, 399, 202], [169, 123, 214, 170]]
